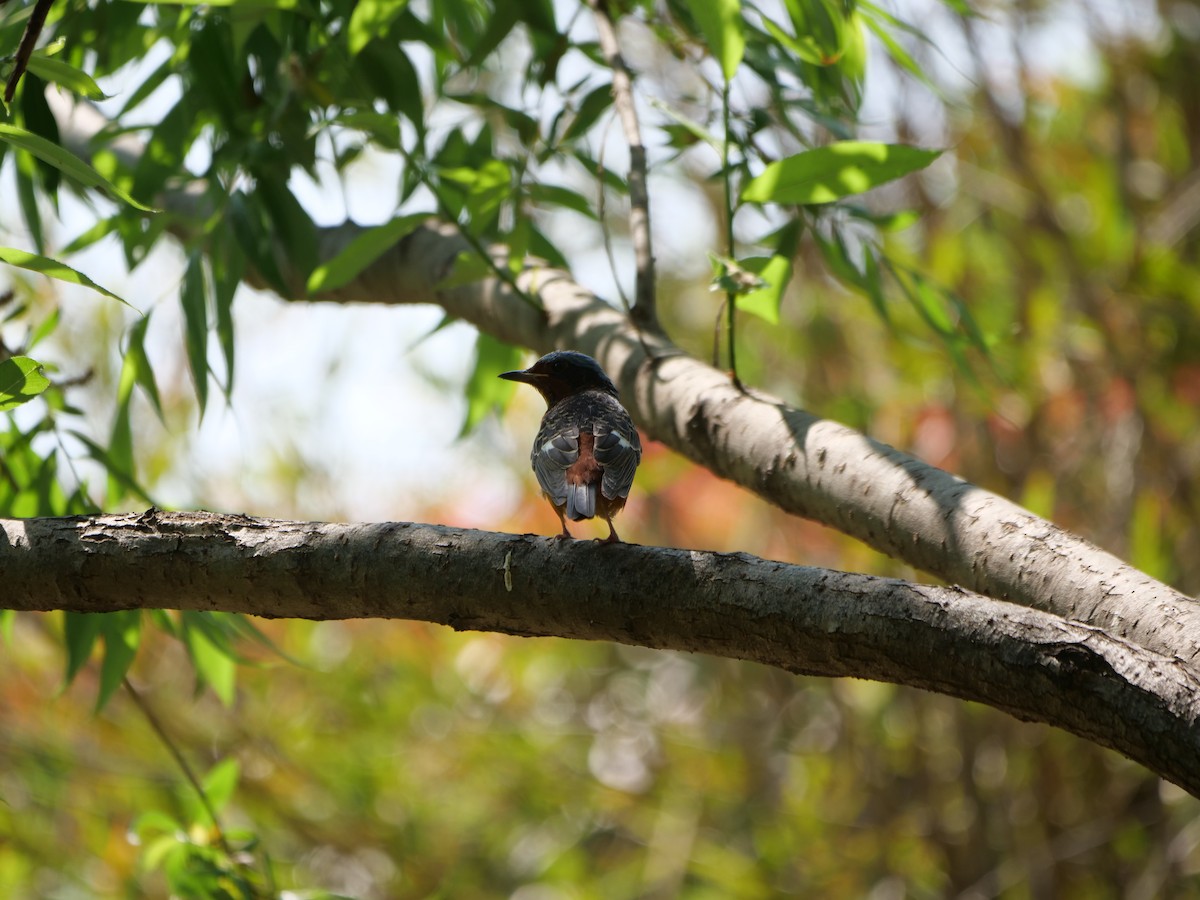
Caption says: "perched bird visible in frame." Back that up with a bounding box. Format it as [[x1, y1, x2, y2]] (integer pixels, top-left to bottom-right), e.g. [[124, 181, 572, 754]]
[[500, 350, 642, 542]]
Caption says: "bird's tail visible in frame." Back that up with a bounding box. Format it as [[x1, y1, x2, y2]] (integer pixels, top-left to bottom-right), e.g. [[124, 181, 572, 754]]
[[565, 482, 596, 520]]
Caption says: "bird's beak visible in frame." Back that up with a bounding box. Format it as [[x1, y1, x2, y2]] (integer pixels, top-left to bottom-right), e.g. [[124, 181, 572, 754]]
[[498, 368, 544, 384]]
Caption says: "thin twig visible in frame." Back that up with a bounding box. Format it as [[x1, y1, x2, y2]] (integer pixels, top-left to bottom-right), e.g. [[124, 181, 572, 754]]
[[595, 113, 654, 358], [588, 0, 657, 330], [596, 112, 632, 314], [721, 80, 741, 389], [4, 0, 56, 103], [416, 164, 542, 312], [123, 677, 236, 859]]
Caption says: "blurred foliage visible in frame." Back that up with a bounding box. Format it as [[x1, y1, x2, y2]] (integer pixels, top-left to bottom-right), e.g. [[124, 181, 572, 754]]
[[2, 0, 1200, 896]]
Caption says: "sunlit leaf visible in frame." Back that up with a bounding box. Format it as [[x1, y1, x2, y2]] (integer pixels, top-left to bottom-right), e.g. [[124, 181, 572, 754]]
[[760, 14, 828, 67], [348, 0, 410, 55], [741, 142, 941, 206], [683, 0, 745, 81], [0, 246, 134, 307], [202, 758, 240, 817], [0, 125, 157, 212], [736, 255, 793, 324], [0, 357, 51, 411], [307, 213, 429, 294], [184, 622, 237, 706]]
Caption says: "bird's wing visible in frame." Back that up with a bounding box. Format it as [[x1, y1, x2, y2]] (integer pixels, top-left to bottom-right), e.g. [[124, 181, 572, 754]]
[[594, 418, 641, 500], [531, 426, 578, 506]]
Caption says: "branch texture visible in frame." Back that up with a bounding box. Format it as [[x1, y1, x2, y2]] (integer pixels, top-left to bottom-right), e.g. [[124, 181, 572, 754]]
[[5, 511, 1200, 797]]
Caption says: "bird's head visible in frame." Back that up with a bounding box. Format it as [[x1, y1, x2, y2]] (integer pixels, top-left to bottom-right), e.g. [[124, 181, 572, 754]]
[[499, 350, 620, 407]]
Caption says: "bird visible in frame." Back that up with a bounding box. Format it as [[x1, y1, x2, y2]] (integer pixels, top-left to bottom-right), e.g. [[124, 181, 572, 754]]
[[499, 350, 642, 542]]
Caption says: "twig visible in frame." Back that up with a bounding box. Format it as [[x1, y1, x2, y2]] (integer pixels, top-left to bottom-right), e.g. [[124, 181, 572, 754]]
[[123, 677, 236, 860], [595, 113, 654, 358], [595, 112, 632, 314], [588, 0, 657, 330], [4, 0, 56, 104], [413, 161, 542, 312], [720, 80, 742, 389]]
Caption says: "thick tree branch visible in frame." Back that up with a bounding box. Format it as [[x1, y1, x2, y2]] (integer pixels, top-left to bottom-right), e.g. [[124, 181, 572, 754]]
[[5, 511, 1200, 797], [47, 97, 1200, 668]]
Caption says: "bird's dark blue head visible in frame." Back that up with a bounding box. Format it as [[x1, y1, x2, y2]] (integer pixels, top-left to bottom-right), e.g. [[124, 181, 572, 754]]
[[499, 350, 620, 407]]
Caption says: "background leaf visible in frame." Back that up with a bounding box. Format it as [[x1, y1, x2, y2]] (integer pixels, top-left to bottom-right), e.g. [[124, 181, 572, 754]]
[[0, 125, 157, 212], [683, 0, 745, 81], [0, 246, 133, 306]]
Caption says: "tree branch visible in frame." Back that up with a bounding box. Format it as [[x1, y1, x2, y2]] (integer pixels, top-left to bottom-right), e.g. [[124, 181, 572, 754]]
[[5, 511, 1199, 798], [587, 0, 657, 329], [47, 96, 1200, 667]]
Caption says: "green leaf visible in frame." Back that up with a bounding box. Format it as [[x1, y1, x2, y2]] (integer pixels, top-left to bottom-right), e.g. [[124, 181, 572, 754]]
[[0, 357, 51, 411], [180, 612, 244, 706], [741, 142, 941, 206], [0, 246, 134, 307], [436, 251, 493, 290], [0, 125, 157, 212], [526, 184, 598, 219], [210, 229, 243, 397], [307, 214, 429, 294], [15, 153, 45, 254], [132, 810, 184, 840], [0, 609, 13, 645], [28, 308, 60, 351], [440, 159, 512, 225], [348, 0, 410, 55], [96, 611, 142, 712], [185, 623, 237, 706], [463, 334, 523, 435], [181, 252, 210, 415], [201, 758, 240, 817], [256, 177, 318, 284], [861, 11, 935, 89], [561, 84, 615, 144], [124, 312, 164, 419], [648, 97, 722, 152], [63, 612, 103, 684], [707, 253, 766, 297], [759, 14, 829, 67], [69, 431, 157, 506], [123, 0, 300, 7], [683, 0, 745, 81], [229, 191, 290, 297], [24, 55, 111, 100], [736, 255, 793, 324]]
